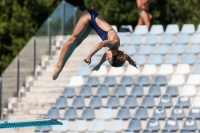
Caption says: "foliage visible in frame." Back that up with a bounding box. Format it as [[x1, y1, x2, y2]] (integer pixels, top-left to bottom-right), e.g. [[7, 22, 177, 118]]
[[0, 0, 60, 75], [84, 0, 200, 29]]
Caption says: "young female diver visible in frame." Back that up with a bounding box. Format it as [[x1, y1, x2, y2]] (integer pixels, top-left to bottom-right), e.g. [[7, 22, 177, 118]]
[[52, 9, 137, 80]]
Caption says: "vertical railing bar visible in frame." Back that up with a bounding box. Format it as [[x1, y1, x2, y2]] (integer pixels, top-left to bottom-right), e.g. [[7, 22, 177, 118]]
[[73, 7, 77, 29], [0, 77, 2, 119], [17, 56, 20, 97], [48, 18, 51, 55], [62, 0, 65, 35], [33, 37, 36, 76]]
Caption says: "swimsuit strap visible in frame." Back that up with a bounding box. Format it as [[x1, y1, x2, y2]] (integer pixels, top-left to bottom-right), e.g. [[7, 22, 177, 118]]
[[107, 29, 114, 32]]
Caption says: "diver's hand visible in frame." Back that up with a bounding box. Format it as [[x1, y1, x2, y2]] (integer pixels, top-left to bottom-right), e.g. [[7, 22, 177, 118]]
[[92, 64, 100, 71], [84, 56, 91, 65]]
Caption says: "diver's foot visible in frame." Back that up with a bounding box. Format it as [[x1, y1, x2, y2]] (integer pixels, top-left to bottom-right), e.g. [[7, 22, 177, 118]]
[[52, 63, 62, 80]]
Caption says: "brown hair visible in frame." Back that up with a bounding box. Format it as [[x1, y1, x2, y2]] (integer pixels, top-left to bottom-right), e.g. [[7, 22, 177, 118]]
[[111, 51, 137, 68]]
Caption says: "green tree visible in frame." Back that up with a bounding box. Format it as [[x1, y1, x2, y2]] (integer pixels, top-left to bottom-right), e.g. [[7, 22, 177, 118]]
[[0, 0, 61, 75]]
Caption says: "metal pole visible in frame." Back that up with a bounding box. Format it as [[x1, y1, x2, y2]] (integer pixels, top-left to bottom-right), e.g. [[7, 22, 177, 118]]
[[0, 77, 2, 119], [73, 7, 77, 29], [48, 18, 51, 55], [62, 0, 65, 35], [17, 56, 20, 97], [33, 37, 36, 76]]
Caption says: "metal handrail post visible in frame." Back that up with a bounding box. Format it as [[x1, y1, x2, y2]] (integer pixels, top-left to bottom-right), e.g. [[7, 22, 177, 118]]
[[17, 56, 20, 97], [33, 37, 36, 76], [62, 0, 65, 35], [73, 7, 77, 29], [0, 77, 2, 119], [48, 18, 51, 55]]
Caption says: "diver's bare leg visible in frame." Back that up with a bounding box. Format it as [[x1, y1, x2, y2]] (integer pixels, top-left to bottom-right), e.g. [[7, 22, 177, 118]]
[[53, 11, 91, 80]]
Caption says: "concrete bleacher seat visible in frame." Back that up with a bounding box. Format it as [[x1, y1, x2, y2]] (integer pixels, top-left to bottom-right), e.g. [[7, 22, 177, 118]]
[[182, 118, 197, 132], [143, 34, 157, 45], [176, 96, 191, 108], [86, 76, 100, 87], [188, 108, 200, 119], [141, 95, 155, 108], [134, 25, 148, 35], [107, 119, 124, 132], [169, 74, 185, 85], [72, 96, 85, 109], [52, 120, 69, 132], [127, 118, 142, 132], [106, 96, 120, 108], [186, 74, 200, 85], [91, 65, 107, 76], [165, 86, 179, 97], [150, 24, 164, 35], [54, 96, 68, 109], [130, 84, 144, 97], [79, 85, 93, 98], [63, 107, 77, 120], [180, 85, 196, 96], [152, 107, 166, 120], [186, 43, 200, 54], [134, 54, 146, 65], [158, 64, 174, 75], [89, 120, 106, 132], [97, 107, 113, 120], [120, 76, 134, 86], [103, 76, 117, 87], [142, 64, 157, 75], [81, 107, 95, 120], [160, 34, 174, 45], [45, 107, 60, 119], [159, 95, 173, 108], [113, 84, 127, 97], [137, 75, 151, 86], [134, 107, 149, 119], [70, 119, 87, 132], [62, 87, 76, 98], [148, 84, 161, 97], [191, 34, 200, 43], [154, 45, 168, 55], [148, 54, 163, 65], [108, 67, 124, 76], [170, 44, 184, 54], [164, 54, 179, 64], [116, 107, 131, 120], [181, 24, 195, 34], [181, 54, 196, 64], [174, 64, 190, 75], [124, 64, 140, 75], [128, 34, 142, 45], [96, 85, 110, 97], [165, 24, 179, 34], [170, 107, 185, 120], [163, 118, 179, 132], [175, 34, 190, 44], [67, 76, 84, 87], [123, 96, 137, 108], [145, 118, 160, 132], [137, 45, 152, 55], [153, 75, 167, 86], [89, 96, 102, 109], [76, 65, 90, 76], [124, 44, 136, 55]]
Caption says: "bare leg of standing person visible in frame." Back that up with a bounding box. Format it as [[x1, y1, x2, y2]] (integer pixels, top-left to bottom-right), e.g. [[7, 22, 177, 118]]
[[140, 10, 150, 30], [52, 11, 92, 80]]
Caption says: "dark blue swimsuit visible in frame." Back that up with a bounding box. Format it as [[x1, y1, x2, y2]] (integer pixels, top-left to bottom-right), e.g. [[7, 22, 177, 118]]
[[86, 9, 113, 41]]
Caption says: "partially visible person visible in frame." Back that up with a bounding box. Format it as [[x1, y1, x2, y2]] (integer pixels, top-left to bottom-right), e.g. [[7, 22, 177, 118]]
[[136, 0, 152, 30]]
